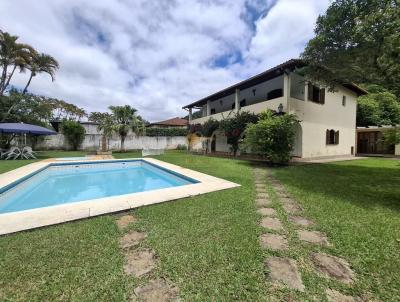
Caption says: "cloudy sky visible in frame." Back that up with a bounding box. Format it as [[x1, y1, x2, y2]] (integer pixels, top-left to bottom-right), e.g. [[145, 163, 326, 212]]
[[0, 0, 330, 122]]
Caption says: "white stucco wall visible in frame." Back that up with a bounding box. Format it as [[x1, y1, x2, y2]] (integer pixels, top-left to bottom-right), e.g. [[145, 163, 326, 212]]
[[188, 72, 359, 159], [289, 84, 357, 158], [36, 134, 188, 151]]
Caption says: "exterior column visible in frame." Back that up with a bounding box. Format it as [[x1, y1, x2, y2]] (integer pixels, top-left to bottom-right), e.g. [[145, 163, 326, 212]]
[[235, 89, 240, 112], [283, 72, 290, 112], [188, 108, 193, 122], [206, 100, 211, 116]]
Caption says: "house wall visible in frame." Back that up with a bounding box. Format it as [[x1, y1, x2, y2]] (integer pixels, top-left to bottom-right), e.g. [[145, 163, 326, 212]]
[[188, 72, 359, 159], [289, 84, 357, 158], [36, 134, 188, 151]]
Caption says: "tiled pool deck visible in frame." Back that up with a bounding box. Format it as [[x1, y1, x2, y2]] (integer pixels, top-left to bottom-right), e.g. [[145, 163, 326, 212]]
[[0, 158, 239, 235]]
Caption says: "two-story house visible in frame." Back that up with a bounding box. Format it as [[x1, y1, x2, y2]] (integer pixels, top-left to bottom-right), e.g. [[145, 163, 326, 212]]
[[183, 59, 366, 159]]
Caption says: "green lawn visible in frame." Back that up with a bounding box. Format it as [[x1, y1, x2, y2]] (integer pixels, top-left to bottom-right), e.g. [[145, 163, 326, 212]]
[[274, 158, 400, 301], [0, 152, 399, 301]]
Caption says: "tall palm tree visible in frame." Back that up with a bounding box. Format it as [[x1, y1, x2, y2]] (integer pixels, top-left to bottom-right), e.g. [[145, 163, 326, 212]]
[[109, 105, 145, 151], [23, 52, 59, 94], [0, 31, 35, 95]]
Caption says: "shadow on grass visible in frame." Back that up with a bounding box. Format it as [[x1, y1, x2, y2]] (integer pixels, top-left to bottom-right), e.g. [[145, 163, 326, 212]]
[[273, 161, 400, 212]]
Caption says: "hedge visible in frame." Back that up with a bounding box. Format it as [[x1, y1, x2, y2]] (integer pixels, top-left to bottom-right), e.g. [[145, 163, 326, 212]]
[[145, 127, 188, 137]]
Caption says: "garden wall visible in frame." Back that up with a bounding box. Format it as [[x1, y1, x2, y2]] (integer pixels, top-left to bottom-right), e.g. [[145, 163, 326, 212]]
[[35, 133, 188, 151]]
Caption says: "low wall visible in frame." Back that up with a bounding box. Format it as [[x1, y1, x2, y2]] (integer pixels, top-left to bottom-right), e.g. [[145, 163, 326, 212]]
[[35, 134, 188, 151]]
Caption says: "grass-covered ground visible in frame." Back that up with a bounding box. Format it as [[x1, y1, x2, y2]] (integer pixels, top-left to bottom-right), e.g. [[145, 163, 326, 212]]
[[0, 151, 399, 301]]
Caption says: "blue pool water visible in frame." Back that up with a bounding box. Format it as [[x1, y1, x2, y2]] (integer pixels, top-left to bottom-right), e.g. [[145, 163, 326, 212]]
[[0, 160, 196, 214]]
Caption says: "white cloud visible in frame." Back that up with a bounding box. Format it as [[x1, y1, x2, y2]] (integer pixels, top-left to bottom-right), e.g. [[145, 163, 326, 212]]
[[0, 0, 329, 121]]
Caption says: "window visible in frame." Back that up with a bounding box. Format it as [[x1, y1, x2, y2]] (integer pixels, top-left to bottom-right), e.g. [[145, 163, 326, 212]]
[[308, 83, 325, 104], [326, 129, 339, 145], [210, 108, 216, 114], [267, 89, 283, 100], [342, 95, 346, 106], [240, 99, 246, 107]]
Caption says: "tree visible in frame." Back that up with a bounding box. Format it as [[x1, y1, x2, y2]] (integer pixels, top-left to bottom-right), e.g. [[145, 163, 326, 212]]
[[383, 127, 400, 147], [91, 105, 145, 152], [23, 52, 59, 94], [242, 110, 298, 164], [0, 30, 35, 95], [302, 0, 400, 96], [61, 120, 85, 150], [219, 111, 258, 156], [357, 88, 400, 126]]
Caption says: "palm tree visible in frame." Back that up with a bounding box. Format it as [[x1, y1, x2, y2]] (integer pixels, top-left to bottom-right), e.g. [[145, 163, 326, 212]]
[[23, 52, 59, 94], [109, 105, 145, 151], [0, 31, 35, 95]]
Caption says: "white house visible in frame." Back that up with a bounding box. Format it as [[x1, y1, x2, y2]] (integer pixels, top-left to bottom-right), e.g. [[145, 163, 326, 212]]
[[183, 59, 367, 159]]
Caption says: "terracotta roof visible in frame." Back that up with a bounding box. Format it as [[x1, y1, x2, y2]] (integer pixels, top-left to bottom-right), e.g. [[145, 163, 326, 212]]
[[182, 58, 366, 109], [148, 117, 188, 127]]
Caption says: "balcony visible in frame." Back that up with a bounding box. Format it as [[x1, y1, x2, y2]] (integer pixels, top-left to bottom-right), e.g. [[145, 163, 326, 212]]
[[190, 96, 287, 124]]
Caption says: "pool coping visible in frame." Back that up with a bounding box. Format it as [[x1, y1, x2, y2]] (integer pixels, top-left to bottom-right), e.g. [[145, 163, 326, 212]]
[[0, 158, 240, 235]]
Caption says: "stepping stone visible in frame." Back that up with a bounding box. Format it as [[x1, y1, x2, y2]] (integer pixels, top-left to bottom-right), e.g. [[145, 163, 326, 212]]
[[297, 230, 330, 246], [289, 216, 314, 227], [120, 231, 147, 249], [256, 198, 272, 207], [277, 192, 292, 198], [326, 289, 356, 302], [312, 252, 355, 284], [133, 279, 179, 302], [124, 249, 157, 277], [260, 217, 283, 231], [282, 202, 302, 214], [255, 183, 266, 189], [257, 193, 269, 198], [257, 207, 277, 216], [256, 187, 267, 193], [280, 197, 296, 205], [260, 234, 288, 251], [116, 215, 137, 231], [266, 257, 305, 292]]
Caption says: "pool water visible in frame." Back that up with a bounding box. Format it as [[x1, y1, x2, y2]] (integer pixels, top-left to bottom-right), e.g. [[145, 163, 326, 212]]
[[0, 160, 196, 214]]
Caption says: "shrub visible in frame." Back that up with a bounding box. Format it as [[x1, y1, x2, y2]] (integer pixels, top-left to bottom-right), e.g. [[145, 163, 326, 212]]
[[61, 120, 85, 150], [145, 127, 188, 137], [176, 144, 188, 150], [383, 127, 400, 147], [201, 119, 219, 137], [242, 110, 298, 164], [219, 111, 258, 156]]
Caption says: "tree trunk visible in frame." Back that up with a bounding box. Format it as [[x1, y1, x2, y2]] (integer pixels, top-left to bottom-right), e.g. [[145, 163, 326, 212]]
[[0, 63, 9, 93], [23, 72, 34, 94], [0, 65, 16, 95], [120, 135, 126, 152]]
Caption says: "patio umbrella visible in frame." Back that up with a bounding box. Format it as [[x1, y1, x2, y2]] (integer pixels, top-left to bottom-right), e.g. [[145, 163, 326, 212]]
[[0, 123, 57, 136]]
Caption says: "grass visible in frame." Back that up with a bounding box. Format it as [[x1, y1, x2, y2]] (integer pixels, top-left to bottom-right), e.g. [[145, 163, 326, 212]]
[[0, 150, 86, 173], [273, 158, 400, 301], [0, 151, 399, 301]]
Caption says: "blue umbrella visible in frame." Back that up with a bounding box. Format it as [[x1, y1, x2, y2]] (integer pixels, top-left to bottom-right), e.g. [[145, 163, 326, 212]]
[[0, 123, 57, 135]]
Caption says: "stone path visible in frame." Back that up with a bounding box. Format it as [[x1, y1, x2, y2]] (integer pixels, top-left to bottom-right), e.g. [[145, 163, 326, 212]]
[[253, 167, 358, 299], [116, 214, 179, 301]]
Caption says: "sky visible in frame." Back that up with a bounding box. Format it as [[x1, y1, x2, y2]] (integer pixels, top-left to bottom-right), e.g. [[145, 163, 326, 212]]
[[0, 0, 330, 122]]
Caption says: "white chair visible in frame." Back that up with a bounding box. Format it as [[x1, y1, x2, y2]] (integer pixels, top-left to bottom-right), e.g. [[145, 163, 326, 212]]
[[4, 147, 22, 160], [21, 146, 37, 159]]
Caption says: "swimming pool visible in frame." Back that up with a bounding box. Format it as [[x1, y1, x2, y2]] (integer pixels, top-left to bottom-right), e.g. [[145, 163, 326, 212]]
[[0, 158, 239, 235], [0, 160, 197, 214]]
